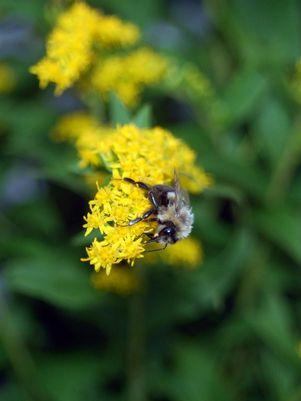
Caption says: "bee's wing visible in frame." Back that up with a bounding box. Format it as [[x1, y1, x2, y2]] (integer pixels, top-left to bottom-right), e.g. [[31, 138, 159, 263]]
[[173, 171, 190, 211]]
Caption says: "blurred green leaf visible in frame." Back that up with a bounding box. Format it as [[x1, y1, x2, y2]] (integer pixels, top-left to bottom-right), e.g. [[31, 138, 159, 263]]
[[132, 104, 152, 128], [254, 97, 291, 165], [160, 342, 234, 401], [215, 0, 300, 66], [4, 247, 100, 310], [39, 352, 101, 401], [109, 93, 131, 125], [217, 69, 267, 127], [261, 352, 299, 401], [247, 293, 298, 360], [253, 207, 301, 264]]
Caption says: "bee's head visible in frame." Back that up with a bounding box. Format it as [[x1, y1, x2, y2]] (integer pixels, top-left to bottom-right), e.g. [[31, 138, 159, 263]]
[[155, 223, 178, 244]]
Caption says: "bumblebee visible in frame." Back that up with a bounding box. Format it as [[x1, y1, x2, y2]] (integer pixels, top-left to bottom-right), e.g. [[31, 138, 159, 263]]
[[123, 175, 194, 248]]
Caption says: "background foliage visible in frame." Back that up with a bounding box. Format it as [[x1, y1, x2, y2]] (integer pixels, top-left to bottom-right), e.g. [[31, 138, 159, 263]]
[[1, 0, 301, 400]]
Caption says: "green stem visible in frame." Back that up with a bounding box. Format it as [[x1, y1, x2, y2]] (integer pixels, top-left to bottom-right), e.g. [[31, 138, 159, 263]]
[[0, 291, 51, 401], [265, 129, 301, 205], [126, 278, 146, 401]]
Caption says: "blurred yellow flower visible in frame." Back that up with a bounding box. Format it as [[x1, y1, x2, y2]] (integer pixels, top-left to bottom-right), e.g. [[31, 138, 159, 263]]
[[158, 237, 203, 268], [91, 267, 139, 295], [0, 63, 17, 93], [91, 48, 167, 106], [82, 124, 211, 274], [94, 15, 139, 48], [30, 2, 140, 94], [52, 111, 99, 141]]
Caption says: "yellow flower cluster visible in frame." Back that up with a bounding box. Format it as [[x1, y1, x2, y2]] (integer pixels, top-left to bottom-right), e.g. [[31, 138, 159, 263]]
[[91, 267, 139, 295], [30, 2, 139, 94], [82, 124, 211, 274], [0, 63, 16, 93], [91, 48, 167, 107]]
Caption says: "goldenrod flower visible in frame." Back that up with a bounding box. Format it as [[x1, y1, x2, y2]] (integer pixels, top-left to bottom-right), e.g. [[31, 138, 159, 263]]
[[82, 124, 211, 274], [0, 63, 17, 93], [91, 48, 167, 106], [150, 237, 203, 268], [52, 111, 99, 141], [30, 2, 140, 94], [91, 267, 139, 295], [94, 15, 139, 48]]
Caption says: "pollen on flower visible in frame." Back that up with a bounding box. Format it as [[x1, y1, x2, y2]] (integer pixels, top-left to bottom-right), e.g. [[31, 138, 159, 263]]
[[30, 2, 140, 94], [91, 267, 139, 295], [81, 124, 211, 274], [90, 48, 167, 106]]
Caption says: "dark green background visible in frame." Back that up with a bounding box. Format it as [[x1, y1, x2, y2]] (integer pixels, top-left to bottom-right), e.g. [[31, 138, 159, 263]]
[[1, 0, 301, 400]]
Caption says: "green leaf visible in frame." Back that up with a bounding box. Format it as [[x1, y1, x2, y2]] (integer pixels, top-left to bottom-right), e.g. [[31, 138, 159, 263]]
[[217, 69, 267, 127], [109, 92, 131, 126], [254, 97, 291, 165], [39, 352, 101, 401], [4, 247, 100, 310], [159, 342, 234, 401], [247, 293, 298, 360], [253, 207, 301, 264], [216, 0, 300, 66], [261, 352, 298, 401], [132, 104, 152, 128]]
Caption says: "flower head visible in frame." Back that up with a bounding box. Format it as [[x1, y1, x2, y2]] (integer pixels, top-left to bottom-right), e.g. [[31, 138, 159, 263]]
[[30, 2, 140, 94], [91, 267, 139, 295], [90, 48, 167, 106], [82, 124, 211, 274], [146, 237, 203, 269]]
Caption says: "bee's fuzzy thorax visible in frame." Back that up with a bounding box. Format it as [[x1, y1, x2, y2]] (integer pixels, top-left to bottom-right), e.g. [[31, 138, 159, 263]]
[[157, 204, 194, 240]]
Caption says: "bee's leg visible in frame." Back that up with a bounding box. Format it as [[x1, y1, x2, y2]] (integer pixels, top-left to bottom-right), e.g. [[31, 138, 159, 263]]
[[123, 177, 150, 191], [127, 208, 156, 226], [148, 190, 159, 208]]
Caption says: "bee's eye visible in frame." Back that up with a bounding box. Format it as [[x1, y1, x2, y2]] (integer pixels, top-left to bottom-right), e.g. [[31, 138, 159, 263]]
[[161, 226, 175, 236]]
